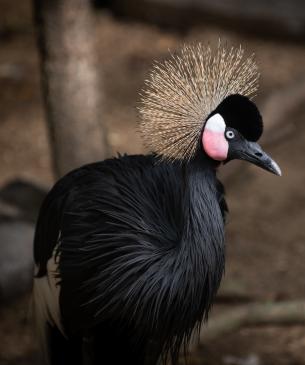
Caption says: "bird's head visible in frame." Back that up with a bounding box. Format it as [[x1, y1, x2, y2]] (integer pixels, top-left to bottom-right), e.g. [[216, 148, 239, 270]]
[[202, 94, 281, 175], [139, 43, 281, 176]]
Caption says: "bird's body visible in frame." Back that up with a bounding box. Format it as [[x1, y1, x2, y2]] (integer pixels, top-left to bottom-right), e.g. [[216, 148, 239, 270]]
[[33, 43, 281, 365], [34, 154, 227, 365]]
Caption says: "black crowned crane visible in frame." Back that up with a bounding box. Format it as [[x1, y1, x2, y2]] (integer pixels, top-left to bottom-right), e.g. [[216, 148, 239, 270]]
[[33, 44, 281, 365]]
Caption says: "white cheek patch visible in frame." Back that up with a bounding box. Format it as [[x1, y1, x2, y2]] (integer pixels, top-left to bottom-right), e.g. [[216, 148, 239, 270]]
[[205, 113, 226, 132], [202, 113, 229, 161]]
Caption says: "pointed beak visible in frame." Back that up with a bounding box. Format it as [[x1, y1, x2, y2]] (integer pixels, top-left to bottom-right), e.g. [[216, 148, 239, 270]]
[[232, 141, 282, 176]]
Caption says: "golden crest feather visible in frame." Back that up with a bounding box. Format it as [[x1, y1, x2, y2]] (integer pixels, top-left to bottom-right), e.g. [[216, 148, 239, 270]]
[[139, 43, 260, 161]]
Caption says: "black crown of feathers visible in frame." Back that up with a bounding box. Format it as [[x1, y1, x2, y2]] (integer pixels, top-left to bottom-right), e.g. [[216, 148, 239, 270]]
[[139, 43, 260, 161]]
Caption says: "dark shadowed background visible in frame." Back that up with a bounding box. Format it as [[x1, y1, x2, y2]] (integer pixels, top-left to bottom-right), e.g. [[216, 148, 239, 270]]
[[0, 0, 305, 364]]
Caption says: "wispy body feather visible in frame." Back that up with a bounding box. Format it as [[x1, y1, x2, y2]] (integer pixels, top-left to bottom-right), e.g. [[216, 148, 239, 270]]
[[34, 154, 227, 364]]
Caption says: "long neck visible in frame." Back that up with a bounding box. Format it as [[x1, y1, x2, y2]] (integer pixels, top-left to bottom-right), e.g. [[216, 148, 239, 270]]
[[178, 154, 225, 312], [181, 154, 223, 251]]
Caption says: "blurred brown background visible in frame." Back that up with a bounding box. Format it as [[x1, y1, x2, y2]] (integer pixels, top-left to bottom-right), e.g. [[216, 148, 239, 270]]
[[0, 0, 305, 364]]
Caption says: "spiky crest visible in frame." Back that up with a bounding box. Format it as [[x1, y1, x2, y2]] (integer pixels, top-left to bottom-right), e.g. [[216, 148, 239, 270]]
[[139, 42, 259, 161]]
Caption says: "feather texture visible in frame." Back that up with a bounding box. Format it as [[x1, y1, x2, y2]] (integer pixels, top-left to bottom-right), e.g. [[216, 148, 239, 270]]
[[34, 154, 227, 364], [139, 43, 259, 161]]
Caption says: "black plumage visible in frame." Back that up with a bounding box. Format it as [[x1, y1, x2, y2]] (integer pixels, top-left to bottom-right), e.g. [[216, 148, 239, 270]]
[[34, 154, 227, 365], [209, 94, 263, 142]]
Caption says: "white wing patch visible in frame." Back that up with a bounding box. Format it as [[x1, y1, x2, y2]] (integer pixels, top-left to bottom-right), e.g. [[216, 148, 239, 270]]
[[33, 240, 65, 361]]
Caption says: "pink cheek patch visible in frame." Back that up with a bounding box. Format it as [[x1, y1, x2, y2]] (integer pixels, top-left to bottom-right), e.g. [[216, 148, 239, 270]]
[[202, 129, 229, 161]]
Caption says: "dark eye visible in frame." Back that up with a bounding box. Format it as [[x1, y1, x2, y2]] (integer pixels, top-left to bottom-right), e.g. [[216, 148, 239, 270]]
[[225, 130, 235, 140]]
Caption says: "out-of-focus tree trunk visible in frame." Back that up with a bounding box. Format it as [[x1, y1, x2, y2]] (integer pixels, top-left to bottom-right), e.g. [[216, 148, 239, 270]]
[[34, 0, 108, 178]]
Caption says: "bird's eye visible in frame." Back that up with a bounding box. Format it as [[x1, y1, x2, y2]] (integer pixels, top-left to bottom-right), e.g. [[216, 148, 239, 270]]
[[225, 130, 235, 140]]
